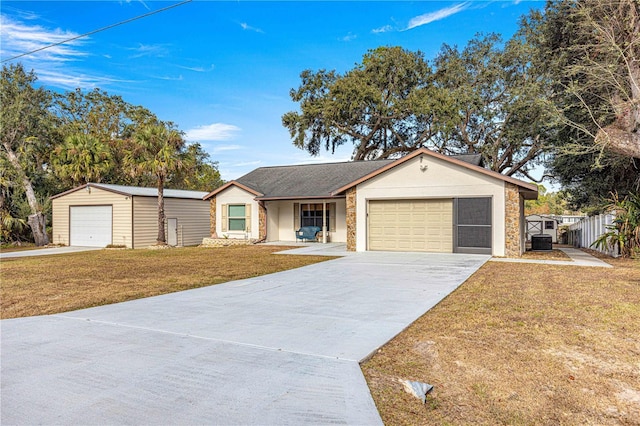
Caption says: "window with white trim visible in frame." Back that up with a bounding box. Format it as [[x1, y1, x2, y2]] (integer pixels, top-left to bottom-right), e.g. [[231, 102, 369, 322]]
[[228, 204, 246, 231]]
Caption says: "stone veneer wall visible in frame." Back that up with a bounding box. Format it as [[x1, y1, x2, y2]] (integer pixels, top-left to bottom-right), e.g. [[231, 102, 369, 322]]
[[504, 182, 522, 257], [209, 198, 216, 237], [201, 238, 256, 247], [346, 187, 357, 251], [258, 202, 267, 240]]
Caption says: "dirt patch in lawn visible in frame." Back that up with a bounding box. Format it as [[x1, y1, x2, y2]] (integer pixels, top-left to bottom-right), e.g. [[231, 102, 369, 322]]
[[1, 245, 334, 319], [521, 249, 571, 260], [362, 256, 640, 425]]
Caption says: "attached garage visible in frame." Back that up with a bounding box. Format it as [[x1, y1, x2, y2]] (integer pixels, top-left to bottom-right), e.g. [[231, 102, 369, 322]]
[[52, 183, 210, 248], [69, 206, 113, 247], [337, 149, 538, 257]]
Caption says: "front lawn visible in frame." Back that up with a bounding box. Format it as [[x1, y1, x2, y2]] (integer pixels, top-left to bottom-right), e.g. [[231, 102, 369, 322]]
[[0, 245, 333, 319], [362, 256, 640, 425]]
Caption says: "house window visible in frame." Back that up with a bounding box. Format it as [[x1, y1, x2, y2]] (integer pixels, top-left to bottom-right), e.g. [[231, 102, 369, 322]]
[[228, 204, 246, 231], [545, 220, 555, 230], [300, 204, 330, 230]]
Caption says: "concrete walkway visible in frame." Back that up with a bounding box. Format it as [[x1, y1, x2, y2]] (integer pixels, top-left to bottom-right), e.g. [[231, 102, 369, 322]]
[[1, 251, 489, 425], [490, 247, 612, 268], [0, 246, 101, 259]]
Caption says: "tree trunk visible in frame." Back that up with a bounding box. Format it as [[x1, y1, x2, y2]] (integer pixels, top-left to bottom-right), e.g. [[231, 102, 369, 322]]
[[28, 212, 49, 246], [2, 140, 50, 246], [156, 177, 166, 245], [596, 126, 640, 159]]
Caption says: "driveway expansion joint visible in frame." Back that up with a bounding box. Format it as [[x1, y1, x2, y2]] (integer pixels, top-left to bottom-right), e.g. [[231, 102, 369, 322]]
[[53, 314, 359, 362]]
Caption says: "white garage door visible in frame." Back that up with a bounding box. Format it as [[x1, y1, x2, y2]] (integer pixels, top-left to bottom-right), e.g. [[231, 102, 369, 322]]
[[70, 206, 112, 247], [368, 199, 453, 252]]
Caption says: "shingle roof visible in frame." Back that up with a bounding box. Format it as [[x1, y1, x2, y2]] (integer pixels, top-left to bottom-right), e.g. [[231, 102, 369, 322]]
[[235, 159, 395, 199], [51, 183, 208, 200], [217, 153, 484, 200]]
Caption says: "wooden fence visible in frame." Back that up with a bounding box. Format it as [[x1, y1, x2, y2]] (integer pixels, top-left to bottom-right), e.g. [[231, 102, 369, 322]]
[[565, 214, 618, 257]]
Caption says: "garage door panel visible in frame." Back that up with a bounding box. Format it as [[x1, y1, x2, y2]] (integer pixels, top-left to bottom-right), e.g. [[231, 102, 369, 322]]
[[368, 199, 452, 253], [70, 206, 112, 247]]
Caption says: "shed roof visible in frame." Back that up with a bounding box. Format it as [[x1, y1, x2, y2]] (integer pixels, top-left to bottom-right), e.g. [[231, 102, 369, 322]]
[[203, 153, 484, 200], [51, 183, 208, 200]]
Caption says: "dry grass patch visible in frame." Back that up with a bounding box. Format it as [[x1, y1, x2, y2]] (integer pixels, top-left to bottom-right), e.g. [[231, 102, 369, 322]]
[[1, 245, 333, 319], [362, 256, 640, 425]]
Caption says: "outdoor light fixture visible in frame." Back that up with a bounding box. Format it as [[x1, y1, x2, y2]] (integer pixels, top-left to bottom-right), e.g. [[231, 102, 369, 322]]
[[419, 155, 428, 172]]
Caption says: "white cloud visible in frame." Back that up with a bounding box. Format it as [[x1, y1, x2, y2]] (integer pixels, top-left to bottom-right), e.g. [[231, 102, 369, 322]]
[[406, 2, 470, 30], [0, 15, 87, 62], [185, 123, 241, 141], [240, 22, 264, 33], [231, 160, 261, 167], [212, 144, 242, 153], [127, 43, 169, 59], [121, 0, 151, 10], [178, 64, 215, 72], [341, 32, 357, 42], [0, 14, 125, 90], [157, 74, 183, 81], [372, 25, 393, 34], [35, 69, 134, 90]]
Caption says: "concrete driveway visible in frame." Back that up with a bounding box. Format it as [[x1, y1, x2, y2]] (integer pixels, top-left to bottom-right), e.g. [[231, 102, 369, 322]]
[[1, 251, 489, 425], [0, 245, 101, 259]]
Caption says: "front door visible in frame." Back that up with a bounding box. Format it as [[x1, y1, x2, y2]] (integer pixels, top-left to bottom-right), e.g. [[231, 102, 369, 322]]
[[167, 218, 178, 246]]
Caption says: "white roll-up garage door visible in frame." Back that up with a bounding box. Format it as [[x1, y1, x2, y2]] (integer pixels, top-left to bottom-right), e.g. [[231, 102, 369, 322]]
[[70, 206, 113, 247], [368, 199, 453, 252]]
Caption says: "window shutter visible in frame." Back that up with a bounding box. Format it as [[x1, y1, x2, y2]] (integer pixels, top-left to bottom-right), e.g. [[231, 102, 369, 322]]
[[245, 204, 251, 232], [221, 204, 228, 232], [293, 203, 300, 229], [329, 203, 336, 232]]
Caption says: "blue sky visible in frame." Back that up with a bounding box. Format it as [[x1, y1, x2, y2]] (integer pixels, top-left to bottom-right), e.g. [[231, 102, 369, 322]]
[[1, 0, 544, 181]]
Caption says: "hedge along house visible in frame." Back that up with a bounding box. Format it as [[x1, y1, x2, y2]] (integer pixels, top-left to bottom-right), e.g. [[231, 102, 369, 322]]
[[204, 148, 538, 257], [51, 183, 210, 248]]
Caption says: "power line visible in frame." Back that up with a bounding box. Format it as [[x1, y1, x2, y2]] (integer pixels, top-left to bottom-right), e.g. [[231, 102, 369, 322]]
[[2, 0, 193, 63]]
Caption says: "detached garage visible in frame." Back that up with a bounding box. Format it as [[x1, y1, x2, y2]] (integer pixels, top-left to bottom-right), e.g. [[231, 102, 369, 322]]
[[52, 183, 210, 248]]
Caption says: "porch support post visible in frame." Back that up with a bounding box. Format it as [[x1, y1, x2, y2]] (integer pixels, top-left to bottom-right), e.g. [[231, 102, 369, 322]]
[[322, 200, 327, 243]]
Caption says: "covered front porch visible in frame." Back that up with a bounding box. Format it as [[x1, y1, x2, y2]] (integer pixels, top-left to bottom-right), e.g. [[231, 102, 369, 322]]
[[263, 198, 347, 244]]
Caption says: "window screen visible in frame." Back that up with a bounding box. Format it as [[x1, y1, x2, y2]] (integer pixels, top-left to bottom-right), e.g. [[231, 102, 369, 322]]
[[455, 197, 492, 253], [457, 198, 491, 225]]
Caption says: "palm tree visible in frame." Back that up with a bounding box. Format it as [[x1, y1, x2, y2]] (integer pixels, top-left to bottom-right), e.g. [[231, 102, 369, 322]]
[[52, 133, 113, 186], [126, 124, 184, 245]]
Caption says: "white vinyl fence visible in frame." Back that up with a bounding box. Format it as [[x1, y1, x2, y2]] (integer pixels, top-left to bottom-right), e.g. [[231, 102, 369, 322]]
[[566, 214, 618, 257]]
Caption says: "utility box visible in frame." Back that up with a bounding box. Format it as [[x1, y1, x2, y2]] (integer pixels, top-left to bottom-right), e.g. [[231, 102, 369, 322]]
[[531, 234, 553, 251]]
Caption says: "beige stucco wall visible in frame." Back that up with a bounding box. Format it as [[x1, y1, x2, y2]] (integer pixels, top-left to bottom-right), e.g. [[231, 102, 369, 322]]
[[264, 199, 347, 242], [215, 186, 260, 239], [355, 154, 507, 256], [133, 197, 210, 247], [52, 186, 133, 247]]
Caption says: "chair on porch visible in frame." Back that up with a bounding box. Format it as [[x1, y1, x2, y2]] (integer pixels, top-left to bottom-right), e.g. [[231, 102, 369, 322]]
[[295, 226, 322, 242]]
